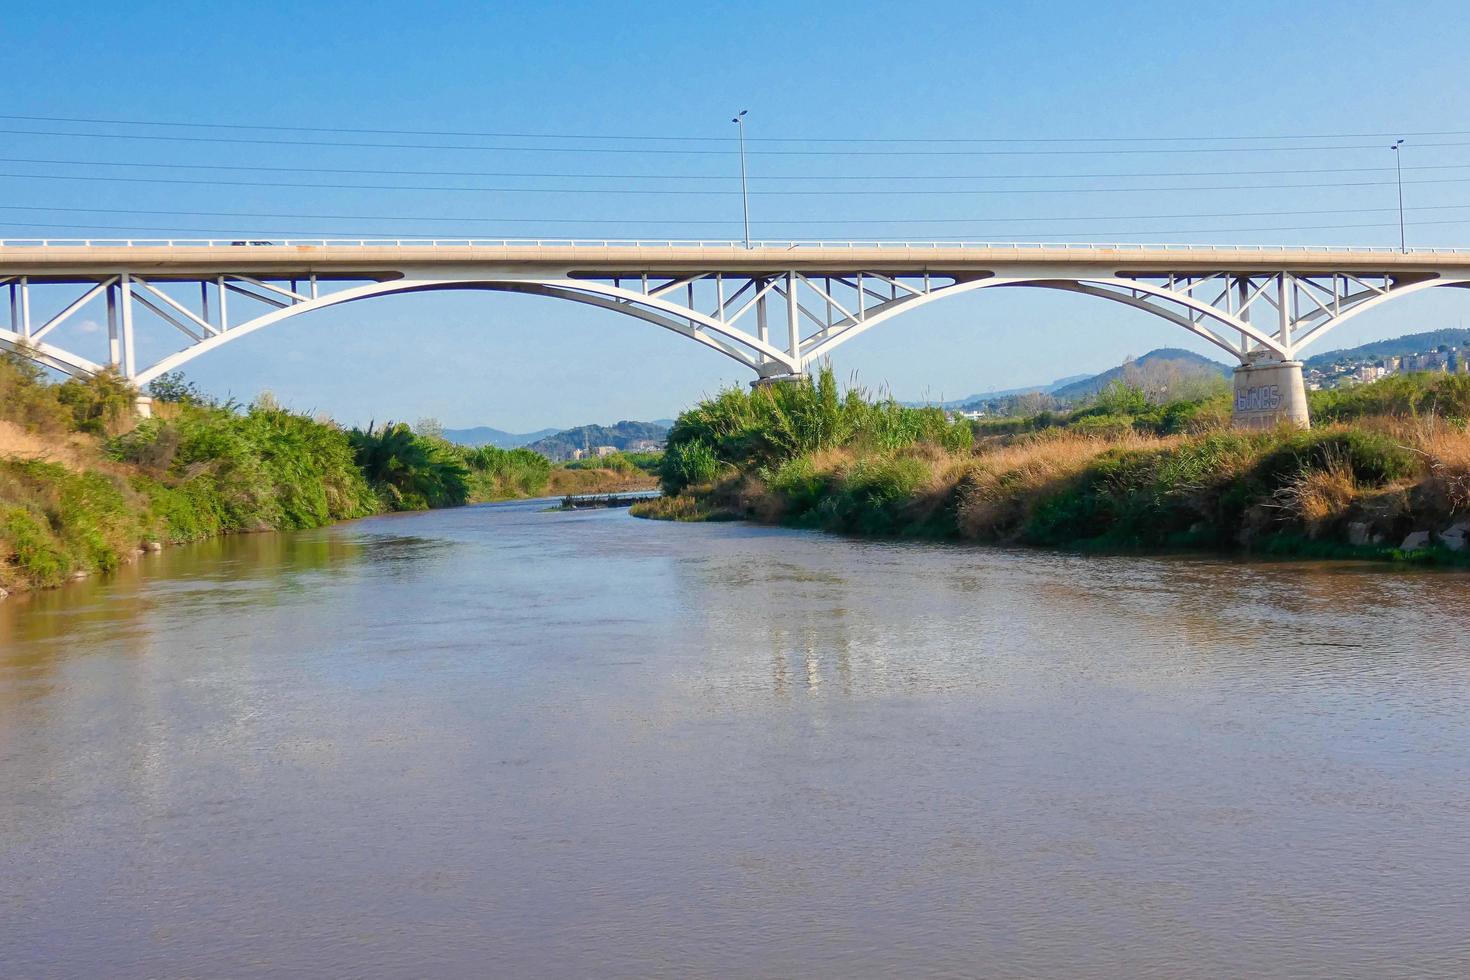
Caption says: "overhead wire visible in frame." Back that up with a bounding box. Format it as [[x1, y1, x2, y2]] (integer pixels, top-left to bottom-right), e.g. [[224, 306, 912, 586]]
[[3, 169, 1469, 196], [4, 127, 1470, 157], [4, 201, 1470, 227], [3, 112, 1466, 145], [4, 154, 1470, 182]]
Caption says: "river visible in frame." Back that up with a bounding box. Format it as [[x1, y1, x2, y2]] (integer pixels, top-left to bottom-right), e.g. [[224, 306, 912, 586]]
[[3, 501, 1469, 978]]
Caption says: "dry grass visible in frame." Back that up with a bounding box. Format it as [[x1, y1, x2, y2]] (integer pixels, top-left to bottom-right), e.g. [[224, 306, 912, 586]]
[[955, 431, 1172, 539], [0, 420, 100, 472], [1274, 453, 1358, 537], [1409, 423, 1470, 515], [547, 467, 658, 496], [630, 492, 736, 522]]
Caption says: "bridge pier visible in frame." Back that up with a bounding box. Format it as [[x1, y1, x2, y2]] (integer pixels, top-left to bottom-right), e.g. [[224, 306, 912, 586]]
[[134, 394, 154, 419], [750, 372, 807, 389], [1231, 356, 1309, 430]]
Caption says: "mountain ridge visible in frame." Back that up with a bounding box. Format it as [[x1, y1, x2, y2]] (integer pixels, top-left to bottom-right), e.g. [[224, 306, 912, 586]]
[[525, 420, 670, 460], [1304, 328, 1470, 369], [1050, 348, 1231, 400], [442, 426, 559, 448]]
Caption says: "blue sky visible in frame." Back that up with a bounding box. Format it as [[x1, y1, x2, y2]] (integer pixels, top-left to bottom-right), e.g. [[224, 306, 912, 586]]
[[6, 0, 1470, 429]]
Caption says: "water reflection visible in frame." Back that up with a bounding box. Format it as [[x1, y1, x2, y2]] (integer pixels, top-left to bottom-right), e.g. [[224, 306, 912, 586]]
[[2, 501, 1469, 978]]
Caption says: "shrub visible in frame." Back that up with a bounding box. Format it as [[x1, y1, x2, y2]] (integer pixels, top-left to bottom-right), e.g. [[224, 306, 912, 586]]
[[1251, 428, 1416, 489], [660, 438, 723, 495], [462, 445, 552, 499], [348, 422, 470, 511], [1416, 425, 1470, 514], [0, 460, 148, 587], [55, 369, 138, 436], [1274, 453, 1358, 537], [809, 454, 934, 535], [147, 371, 208, 405], [1, 351, 74, 433], [662, 365, 973, 485], [1310, 372, 1470, 423]]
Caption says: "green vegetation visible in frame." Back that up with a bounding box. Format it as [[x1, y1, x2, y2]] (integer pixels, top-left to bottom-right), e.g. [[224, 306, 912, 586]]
[[1308, 371, 1470, 424], [971, 376, 1232, 438], [561, 450, 662, 474], [0, 356, 523, 593], [111, 399, 380, 535], [348, 422, 471, 510], [461, 444, 552, 500], [637, 368, 1470, 564], [657, 366, 972, 496]]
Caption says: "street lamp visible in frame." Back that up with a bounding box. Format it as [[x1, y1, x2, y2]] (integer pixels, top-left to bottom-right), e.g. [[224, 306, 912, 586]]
[[1391, 138, 1406, 253], [732, 110, 750, 249]]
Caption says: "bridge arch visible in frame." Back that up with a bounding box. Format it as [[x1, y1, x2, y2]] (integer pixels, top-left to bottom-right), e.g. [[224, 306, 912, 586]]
[[131, 271, 1315, 386], [4, 244, 1470, 406], [130, 276, 800, 386], [800, 276, 1293, 364]]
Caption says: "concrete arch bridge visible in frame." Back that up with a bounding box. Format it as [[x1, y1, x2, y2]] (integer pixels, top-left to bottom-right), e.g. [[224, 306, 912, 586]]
[[3, 239, 1470, 427]]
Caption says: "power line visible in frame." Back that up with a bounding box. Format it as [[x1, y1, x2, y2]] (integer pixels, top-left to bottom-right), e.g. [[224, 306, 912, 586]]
[[4, 112, 1467, 146], [6, 154, 1470, 183], [6, 202, 1470, 226], [5, 126, 1470, 157], [3, 169, 1467, 196]]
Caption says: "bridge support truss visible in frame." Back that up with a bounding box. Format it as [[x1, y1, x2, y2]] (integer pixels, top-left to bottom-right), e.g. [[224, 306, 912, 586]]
[[3, 249, 1468, 430]]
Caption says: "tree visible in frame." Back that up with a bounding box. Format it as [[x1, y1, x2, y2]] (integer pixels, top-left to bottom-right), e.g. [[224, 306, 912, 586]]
[[147, 371, 206, 405], [348, 422, 470, 510]]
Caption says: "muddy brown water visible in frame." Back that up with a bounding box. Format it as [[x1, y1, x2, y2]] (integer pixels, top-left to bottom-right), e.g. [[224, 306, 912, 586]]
[[3, 501, 1469, 978]]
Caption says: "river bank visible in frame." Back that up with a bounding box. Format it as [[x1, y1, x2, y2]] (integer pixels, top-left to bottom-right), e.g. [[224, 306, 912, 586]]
[[0, 356, 653, 595], [633, 369, 1470, 565]]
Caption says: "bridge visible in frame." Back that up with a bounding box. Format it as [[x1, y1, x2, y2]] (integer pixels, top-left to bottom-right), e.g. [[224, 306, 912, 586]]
[[4, 238, 1470, 427]]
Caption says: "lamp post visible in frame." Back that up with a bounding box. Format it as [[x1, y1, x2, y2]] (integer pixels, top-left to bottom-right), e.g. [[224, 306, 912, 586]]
[[1391, 138, 1406, 253], [732, 110, 750, 249]]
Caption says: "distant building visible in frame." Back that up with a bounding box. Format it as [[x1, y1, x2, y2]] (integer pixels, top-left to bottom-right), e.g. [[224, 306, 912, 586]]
[[628, 438, 665, 452], [594, 445, 618, 458]]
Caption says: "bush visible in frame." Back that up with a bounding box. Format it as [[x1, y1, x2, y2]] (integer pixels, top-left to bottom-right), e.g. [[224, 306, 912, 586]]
[[0, 460, 148, 587], [348, 422, 470, 511], [814, 455, 934, 535], [1311, 372, 1470, 424], [660, 438, 723, 495], [462, 445, 552, 499], [1252, 428, 1417, 488], [55, 369, 138, 436], [0, 350, 73, 433], [662, 365, 973, 487], [147, 371, 208, 406]]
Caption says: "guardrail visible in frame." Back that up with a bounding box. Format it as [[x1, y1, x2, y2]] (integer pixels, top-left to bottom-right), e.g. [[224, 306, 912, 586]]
[[1, 238, 1469, 254]]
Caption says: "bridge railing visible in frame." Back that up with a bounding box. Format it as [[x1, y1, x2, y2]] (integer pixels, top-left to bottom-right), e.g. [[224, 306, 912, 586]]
[[2, 238, 1470, 254]]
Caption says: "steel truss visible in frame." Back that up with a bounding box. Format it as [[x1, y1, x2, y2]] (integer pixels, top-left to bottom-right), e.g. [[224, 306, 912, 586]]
[[2, 265, 1469, 385]]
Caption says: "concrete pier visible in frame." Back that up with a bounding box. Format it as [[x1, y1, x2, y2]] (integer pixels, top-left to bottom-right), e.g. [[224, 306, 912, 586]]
[[1232, 357, 1309, 429]]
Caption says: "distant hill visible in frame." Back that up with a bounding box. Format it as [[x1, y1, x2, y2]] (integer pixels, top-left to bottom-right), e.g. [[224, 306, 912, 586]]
[[1304, 328, 1470, 369], [938, 374, 1091, 407], [442, 426, 559, 448], [526, 420, 670, 460], [1051, 348, 1231, 400]]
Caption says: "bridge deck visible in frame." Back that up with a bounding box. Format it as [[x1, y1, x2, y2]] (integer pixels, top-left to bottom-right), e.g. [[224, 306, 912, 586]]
[[3, 241, 1470, 278]]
